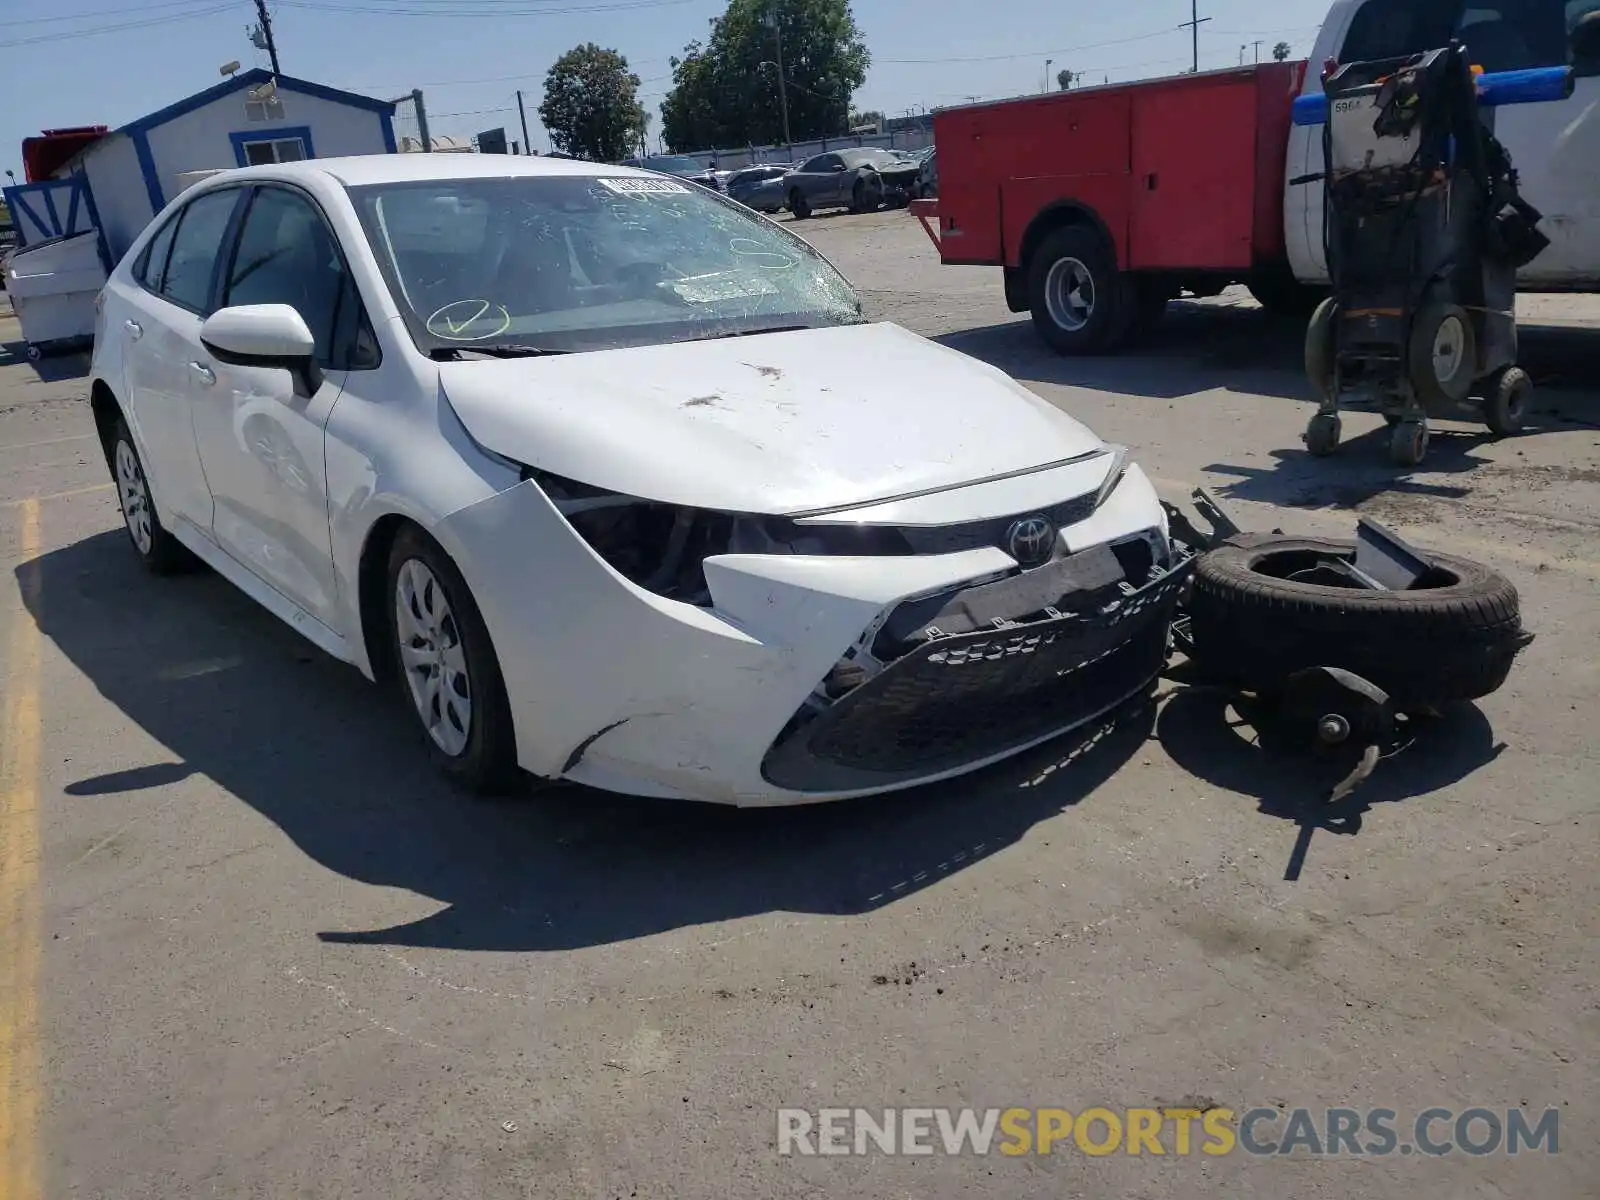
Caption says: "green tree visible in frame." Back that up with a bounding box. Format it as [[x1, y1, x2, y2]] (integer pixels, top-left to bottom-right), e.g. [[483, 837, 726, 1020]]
[[1272, 41, 1292, 62], [1055, 68, 1074, 90], [538, 43, 648, 162], [661, 0, 870, 151]]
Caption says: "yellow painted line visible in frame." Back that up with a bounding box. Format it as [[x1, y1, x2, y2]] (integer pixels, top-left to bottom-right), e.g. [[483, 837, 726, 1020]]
[[1, 483, 112, 509], [0, 497, 43, 1200], [0, 435, 96, 455]]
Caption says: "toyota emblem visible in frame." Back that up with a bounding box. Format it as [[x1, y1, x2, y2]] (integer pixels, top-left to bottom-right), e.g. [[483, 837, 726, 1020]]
[[1005, 515, 1057, 568]]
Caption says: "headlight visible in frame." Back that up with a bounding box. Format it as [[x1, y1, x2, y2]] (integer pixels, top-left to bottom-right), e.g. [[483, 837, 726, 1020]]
[[523, 468, 911, 606], [524, 446, 1138, 605]]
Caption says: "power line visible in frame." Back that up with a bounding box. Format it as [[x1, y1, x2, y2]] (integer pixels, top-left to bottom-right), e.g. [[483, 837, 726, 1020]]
[[276, 0, 698, 14], [878, 28, 1176, 65], [0, 0, 227, 28], [0, 2, 235, 48]]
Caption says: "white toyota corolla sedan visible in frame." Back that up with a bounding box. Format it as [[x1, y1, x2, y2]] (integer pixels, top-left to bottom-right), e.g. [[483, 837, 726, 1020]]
[[88, 154, 1189, 805]]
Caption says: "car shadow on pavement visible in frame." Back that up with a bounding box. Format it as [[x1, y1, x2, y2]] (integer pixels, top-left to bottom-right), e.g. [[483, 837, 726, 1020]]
[[22, 530, 1155, 953], [0, 338, 91, 382], [1155, 687, 1504, 879]]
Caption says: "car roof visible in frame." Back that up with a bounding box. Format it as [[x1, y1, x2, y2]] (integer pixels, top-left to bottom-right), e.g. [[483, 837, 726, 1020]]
[[197, 154, 658, 189]]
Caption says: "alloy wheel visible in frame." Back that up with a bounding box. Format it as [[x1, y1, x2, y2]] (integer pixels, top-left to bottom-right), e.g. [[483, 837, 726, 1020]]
[[394, 558, 473, 757], [115, 439, 154, 556]]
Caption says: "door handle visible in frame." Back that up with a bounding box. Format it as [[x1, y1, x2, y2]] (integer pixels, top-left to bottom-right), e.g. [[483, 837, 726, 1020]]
[[125, 320, 143, 339], [190, 362, 216, 386]]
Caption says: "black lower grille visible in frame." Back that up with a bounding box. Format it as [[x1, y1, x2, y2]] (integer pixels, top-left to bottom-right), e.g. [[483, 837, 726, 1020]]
[[763, 557, 1192, 791]]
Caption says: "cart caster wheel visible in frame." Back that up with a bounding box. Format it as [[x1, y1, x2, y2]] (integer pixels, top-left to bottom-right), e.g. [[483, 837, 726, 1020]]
[[25, 344, 41, 362], [1304, 413, 1342, 457], [1485, 365, 1530, 436], [1390, 419, 1429, 467]]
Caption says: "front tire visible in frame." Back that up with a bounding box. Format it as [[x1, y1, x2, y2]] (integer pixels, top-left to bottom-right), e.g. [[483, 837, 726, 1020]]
[[1485, 365, 1530, 436], [387, 526, 521, 795], [1027, 225, 1132, 355], [110, 418, 188, 574], [788, 190, 811, 220]]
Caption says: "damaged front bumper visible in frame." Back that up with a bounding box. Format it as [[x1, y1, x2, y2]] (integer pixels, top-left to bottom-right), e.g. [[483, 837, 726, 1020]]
[[763, 539, 1195, 793], [435, 467, 1185, 806]]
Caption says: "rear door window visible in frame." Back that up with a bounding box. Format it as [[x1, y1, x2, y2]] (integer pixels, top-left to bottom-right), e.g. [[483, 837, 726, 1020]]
[[158, 188, 243, 313]]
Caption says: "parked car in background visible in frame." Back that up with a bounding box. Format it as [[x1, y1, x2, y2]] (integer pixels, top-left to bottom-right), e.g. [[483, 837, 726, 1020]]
[[911, 146, 937, 198], [783, 148, 923, 218], [726, 164, 792, 213], [620, 153, 728, 192]]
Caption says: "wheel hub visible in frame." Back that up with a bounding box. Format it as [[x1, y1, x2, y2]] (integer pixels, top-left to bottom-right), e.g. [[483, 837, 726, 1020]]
[[395, 559, 473, 758], [1432, 316, 1465, 382], [1044, 257, 1095, 332], [115, 440, 154, 555]]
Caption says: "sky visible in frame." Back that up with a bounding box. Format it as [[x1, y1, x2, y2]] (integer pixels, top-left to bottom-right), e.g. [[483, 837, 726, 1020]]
[[0, 0, 1334, 176]]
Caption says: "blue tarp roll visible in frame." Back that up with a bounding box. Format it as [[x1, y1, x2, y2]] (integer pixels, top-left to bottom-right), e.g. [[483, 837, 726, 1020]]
[[1290, 64, 1575, 126]]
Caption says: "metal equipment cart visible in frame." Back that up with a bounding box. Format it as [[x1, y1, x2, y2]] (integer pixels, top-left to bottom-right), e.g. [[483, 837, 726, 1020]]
[[1292, 49, 1573, 466]]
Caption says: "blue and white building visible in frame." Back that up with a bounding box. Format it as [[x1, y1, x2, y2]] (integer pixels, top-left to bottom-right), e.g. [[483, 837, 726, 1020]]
[[3, 68, 396, 268]]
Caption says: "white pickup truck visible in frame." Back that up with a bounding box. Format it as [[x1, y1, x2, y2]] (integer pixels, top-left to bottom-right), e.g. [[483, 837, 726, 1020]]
[[1287, 0, 1600, 290]]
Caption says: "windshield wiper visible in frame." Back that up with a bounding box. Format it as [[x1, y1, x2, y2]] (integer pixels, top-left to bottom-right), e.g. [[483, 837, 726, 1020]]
[[429, 344, 569, 360]]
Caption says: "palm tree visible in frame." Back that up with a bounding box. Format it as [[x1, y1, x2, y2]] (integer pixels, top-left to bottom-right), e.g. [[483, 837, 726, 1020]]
[[1056, 67, 1075, 90], [1272, 41, 1292, 62]]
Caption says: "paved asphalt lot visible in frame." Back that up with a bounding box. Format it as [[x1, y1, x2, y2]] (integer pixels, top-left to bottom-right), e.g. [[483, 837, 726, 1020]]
[[1, 214, 1596, 1199]]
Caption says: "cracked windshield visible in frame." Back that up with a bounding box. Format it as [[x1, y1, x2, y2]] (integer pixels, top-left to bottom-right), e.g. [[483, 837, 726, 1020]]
[[350, 175, 863, 354]]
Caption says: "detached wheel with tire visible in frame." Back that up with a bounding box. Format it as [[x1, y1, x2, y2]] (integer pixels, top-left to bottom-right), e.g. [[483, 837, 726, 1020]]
[[1027, 225, 1132, 355], [387, 525, 521, 795], [1186, 535, 1528, 710], [1408, 300, 1476, 408], [109, 417, 189, 574]]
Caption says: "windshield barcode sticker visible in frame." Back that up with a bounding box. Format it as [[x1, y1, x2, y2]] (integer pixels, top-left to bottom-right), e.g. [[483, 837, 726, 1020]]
[[599, 177, 692, 195]]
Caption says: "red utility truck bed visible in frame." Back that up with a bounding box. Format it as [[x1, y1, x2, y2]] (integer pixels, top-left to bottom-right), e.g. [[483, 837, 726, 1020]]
[[919, 61, 1312, 352]]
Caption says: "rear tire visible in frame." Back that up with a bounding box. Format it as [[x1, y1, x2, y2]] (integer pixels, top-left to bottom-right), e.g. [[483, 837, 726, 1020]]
[[1187, 536, 1528, 709], [1027, 225, 1132, 355], [110, 418, 189, 574], [386, 525, 521, 796]]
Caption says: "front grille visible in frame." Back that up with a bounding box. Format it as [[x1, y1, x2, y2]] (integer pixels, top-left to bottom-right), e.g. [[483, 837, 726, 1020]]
[[762, 557, 1191, 790]]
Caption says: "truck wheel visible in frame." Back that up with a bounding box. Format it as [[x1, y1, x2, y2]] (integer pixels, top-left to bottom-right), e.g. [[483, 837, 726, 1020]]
[[1028, 226, 1129, 355], [1187, 535, 1529, 709], [1408, 301, 1476, 407], [1304, 297, 1337, 399]]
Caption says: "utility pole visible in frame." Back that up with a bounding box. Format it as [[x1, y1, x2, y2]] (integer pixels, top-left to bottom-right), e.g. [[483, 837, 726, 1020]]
[[1253, 39, 1263, 63], [412, 89, 431, 152], [516, 89, 532, 155], [252, 0, 280, 75], [766, 4, 791, 152], [1179, 0, 1211, 73]]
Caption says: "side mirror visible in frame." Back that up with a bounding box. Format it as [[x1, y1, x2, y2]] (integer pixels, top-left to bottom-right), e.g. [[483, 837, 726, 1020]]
[[200, 303, 322, 396], [831, 163, 847, 172]]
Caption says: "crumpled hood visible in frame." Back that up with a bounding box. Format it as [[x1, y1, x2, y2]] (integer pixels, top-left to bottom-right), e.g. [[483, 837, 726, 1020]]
[[438, 322, 1105, 515]]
